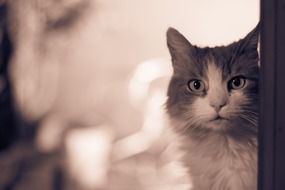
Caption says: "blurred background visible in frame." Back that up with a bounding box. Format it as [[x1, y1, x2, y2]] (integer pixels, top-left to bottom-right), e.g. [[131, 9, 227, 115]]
[[0, 0, 259, 189]]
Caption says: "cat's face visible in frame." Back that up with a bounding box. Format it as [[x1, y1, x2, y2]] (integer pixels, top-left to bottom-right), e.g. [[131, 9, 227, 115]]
[[166, 26, 259, 135]]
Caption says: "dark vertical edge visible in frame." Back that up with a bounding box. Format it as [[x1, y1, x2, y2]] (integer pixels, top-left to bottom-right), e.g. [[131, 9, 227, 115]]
[[259, 0, 276, 189], [0, 2, 16, 151], [275, 0, 285, 189]]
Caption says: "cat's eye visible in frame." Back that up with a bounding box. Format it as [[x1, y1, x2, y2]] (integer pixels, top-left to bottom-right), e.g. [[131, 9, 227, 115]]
[[187, 79, 205, 93], [228, 76, 246, 90]]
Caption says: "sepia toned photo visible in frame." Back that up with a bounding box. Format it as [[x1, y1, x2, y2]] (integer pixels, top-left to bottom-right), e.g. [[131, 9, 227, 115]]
[[1, 0, 284, 190]]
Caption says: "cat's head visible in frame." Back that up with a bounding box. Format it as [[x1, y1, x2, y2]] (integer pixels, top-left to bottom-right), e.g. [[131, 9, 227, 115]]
[[166, 25, 259, 137]]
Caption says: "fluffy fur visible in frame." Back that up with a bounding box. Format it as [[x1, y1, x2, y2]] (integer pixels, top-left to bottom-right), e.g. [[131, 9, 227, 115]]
[[166, 25, 259, 190]]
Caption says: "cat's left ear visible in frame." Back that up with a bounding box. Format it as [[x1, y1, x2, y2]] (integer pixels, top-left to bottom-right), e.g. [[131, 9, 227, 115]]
[[233, 23, 260, 55], [166, 27, 198, 72]]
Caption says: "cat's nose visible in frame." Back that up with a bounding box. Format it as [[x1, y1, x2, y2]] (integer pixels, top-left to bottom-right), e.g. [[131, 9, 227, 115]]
[[210, 101, 227, 112]]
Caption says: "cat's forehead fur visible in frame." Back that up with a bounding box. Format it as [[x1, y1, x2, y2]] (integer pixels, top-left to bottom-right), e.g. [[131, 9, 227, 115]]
[[194, 49, 230, 81], [167, 26, 259, 80], [206, 62, 224, 89]]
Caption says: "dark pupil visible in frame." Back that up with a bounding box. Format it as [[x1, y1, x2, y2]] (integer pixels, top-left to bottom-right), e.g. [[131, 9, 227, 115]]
[[233, 78, 241, 87], [193, 81, 201, 89]]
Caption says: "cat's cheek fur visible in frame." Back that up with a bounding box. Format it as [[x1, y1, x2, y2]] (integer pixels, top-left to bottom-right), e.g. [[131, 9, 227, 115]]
[[233, 90, 250, 103], [227, 90, 251, 112], [192, 97, 216, 121]]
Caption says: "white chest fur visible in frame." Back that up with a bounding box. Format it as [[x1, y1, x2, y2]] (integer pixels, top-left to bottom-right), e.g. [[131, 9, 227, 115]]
[[181, 134, 257, 190]]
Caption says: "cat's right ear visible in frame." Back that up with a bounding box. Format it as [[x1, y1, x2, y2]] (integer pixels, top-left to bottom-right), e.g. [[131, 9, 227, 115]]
[[167, 28, 195, 69]]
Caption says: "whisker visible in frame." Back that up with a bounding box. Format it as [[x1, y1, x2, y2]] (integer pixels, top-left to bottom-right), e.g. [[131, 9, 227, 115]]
[[239, 114, 258, 127]]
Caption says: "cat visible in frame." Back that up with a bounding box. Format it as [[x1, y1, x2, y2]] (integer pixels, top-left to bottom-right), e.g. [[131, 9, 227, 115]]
[[166, 25, 259, 190]]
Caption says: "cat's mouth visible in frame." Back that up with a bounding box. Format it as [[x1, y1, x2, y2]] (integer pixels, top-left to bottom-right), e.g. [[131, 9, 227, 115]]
[[209, 115, 228, 123]]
